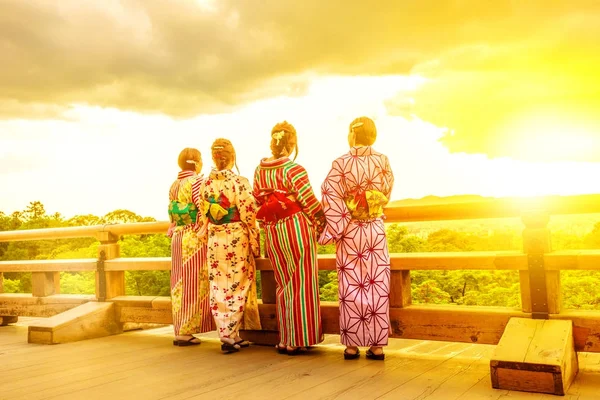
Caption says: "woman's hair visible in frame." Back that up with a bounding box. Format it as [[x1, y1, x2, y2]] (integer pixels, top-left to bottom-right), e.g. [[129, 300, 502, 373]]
[[211, 138, 239, 173], [177, 147, 202, 171], [270, 121, 298, 161], [349, 117, 377, 146]]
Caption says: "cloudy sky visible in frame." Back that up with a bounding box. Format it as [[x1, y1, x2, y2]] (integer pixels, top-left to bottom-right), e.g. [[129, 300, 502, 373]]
[[1, 0, 599, 220]]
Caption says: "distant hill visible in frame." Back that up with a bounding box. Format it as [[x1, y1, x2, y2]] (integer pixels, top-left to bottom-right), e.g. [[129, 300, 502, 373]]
[[388, 195, 492, 207]]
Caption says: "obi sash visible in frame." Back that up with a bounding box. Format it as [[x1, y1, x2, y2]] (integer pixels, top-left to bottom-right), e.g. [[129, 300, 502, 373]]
[[256, 190, 302, 223], [168, 201, 198, 227], [204, 192, 241, 225], [344, 189, 388, 221]]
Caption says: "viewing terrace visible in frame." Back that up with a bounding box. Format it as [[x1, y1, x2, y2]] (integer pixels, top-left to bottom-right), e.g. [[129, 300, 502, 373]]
[[2, 194, 600, 399]]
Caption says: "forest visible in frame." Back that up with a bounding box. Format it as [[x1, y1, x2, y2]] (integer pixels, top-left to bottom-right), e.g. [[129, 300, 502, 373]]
[[2, 201, 600, 309]]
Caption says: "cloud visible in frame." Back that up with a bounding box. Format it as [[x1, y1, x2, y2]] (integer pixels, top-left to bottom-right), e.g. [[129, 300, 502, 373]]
[[3, 1, 597, 119], [386, 9, 600, 161]]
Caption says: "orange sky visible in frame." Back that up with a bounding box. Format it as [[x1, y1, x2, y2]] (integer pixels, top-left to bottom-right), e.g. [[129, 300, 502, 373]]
[[1, 1, 599, 218]]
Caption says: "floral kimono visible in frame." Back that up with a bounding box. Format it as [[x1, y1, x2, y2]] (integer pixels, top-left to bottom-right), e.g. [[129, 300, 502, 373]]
[[319, 146, 394, 347], [253, 157, 325, 347], [168, 170, 213, 336], [199, 168, 262, 341]]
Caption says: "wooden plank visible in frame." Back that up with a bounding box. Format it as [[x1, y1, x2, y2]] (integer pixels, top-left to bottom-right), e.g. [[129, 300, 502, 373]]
[[0, 259, 96, 272], [493, 317, 540, 363], [104, 257, 170, 271], [545, 250, 600, 271], [111, 295, 158, 308], [118, 306, 173, 324], [0, 251, 527, 276], [0, 221, 170, 243], [552, 311, 600, 352], [390, 251, 527, 271], [376, 345, 492, 400], [0, 294, 95, 317], [2, 325, 599, 399], [253, 303, 525, 346], [0, 315, 18, 325], [491, 318, 578, 396], [28, 302, 122, 344]]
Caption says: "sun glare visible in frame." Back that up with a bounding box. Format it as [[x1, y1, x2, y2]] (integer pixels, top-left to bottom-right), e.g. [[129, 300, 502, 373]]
[[499, 114, 598, 162]]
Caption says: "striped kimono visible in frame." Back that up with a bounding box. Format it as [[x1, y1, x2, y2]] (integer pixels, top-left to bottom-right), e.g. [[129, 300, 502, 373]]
[[168, 171, 213, 336], [199, 168, 262, 341], [319, 146, 394, 347], [253, 157, 325, 347]]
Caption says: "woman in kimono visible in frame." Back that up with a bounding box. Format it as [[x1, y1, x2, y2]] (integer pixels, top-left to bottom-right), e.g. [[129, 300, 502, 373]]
[[167, 147, 214, 346], [319, 117, 394, 360], [199, 138, 262, 353], [253, 121, 325, 355]]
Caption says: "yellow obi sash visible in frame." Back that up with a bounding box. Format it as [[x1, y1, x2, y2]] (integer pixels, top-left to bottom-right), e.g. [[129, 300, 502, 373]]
[[344, 189, 388, 220]]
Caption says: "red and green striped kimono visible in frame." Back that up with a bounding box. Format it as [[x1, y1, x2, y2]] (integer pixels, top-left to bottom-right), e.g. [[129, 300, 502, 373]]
[[168, 171, 213, 337], [253, 157, 325, 347]]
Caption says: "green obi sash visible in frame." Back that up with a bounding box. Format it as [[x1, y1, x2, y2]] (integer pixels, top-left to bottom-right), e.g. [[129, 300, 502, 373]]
[[168, 201, 198, 226], [344, 189, 388, 220]]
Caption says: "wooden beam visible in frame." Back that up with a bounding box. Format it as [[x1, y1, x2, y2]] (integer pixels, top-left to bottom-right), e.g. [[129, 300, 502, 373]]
[[256, 252, 527, 271], [31, 272, 60, 297], [389, 270, 411, 308], [259, 271, 277, 304], [521, 211, 558, 316], [490, 318, 578, 395], [545, 250, 600, 271], [104, 257, 170, 271], [0, 294, 95, 317], [10, 294, 597, 353], [0, 259, 96, 273], [96, 242, 124, 301], [28, 302, 122, 344], [390, 251, 527, 270], [0, 315, 18, 326]]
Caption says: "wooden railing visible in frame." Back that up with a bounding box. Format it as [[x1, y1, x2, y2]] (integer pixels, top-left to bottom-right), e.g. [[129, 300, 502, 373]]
[[2, 194, 600, 350]]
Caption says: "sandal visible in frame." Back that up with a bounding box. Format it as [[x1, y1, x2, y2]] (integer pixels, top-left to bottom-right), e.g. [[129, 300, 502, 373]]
[[344, 348, 360, 360], [275, 344, 287, 354], [221, 342, 241, 354], [286, 346, 301, 356], [234, 339, 250, 348], [366, 349, 385, 360], [173, 337, 201, 346]]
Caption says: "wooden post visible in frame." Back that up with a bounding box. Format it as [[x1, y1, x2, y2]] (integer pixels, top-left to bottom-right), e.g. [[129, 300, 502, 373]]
[[32, 272, 61, 297], [390, 270, 412, 308], [520, 211, 559, 317], [96, 232, 125, 300], [260, 270, 277, 305], [0, 272, 3, 293]]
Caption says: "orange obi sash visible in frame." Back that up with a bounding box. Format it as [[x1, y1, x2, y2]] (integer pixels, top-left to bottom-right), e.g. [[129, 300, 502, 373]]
[[344, 189, 388, 221]]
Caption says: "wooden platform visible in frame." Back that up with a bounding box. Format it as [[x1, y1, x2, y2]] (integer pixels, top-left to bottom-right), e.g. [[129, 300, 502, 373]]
[[2, 319, 600, 399]]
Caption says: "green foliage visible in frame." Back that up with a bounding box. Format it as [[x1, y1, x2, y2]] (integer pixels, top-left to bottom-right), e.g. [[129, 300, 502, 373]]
[[60, 272, 96, 294], [2, 201, 600, 311]]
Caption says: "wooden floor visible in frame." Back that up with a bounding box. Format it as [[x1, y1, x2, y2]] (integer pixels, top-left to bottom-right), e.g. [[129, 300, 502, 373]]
[[2, 319, 600, 400]]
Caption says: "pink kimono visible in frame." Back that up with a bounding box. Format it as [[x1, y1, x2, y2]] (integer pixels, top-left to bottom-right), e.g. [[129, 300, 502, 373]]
[[319, 146, 394, 347]]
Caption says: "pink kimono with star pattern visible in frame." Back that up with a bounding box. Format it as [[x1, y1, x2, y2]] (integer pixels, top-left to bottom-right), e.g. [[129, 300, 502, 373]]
[[319, 146, 394, 347]]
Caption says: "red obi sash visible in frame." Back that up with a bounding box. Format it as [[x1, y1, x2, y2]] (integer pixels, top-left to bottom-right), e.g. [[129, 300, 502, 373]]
[[256, 191, 302, 223]]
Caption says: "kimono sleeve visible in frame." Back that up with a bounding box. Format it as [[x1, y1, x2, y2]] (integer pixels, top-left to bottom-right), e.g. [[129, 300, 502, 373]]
[[318, 158, 351, 245], [252, 166, 264, 206], [236, 176, 260, 256], [381, 154, 394, 201], [190, 176, 208, 237], [289, 163, 326, 234]]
